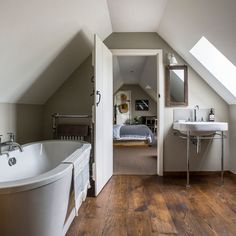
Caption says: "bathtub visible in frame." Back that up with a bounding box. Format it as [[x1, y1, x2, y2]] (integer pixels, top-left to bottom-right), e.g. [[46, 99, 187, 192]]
[[0, 140, 91, 236]]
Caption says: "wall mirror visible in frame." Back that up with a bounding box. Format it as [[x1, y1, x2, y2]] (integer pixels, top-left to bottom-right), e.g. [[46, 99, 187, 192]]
[[165, 65, 188, 106]]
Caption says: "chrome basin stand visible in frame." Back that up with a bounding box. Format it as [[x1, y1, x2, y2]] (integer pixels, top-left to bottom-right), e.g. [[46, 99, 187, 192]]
[[186, 131, 190, 188], [175, 131, 225, 188], [221, 131, 224, 185]]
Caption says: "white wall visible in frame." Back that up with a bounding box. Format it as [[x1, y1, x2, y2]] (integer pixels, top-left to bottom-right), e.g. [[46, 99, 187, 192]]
[[105, 32, 230, 172], [0, 103, 43, 144]]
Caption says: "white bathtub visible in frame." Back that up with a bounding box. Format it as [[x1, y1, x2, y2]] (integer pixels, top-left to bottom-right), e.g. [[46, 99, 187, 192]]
[[0, 140, 91, 236]]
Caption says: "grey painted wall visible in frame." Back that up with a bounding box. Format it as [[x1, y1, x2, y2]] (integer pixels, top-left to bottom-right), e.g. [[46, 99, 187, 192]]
[[43, 56, 94, 139], [117, 84, 157, 120], [105, 32, 230, 172], [42, 32, 230, 172], [229, 105, 236, 173], [1, 32, 230, 173], [0, 103, 43, 144]]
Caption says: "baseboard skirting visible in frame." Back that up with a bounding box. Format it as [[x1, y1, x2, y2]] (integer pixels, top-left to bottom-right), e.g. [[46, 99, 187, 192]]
[[163, 170, 234, 176]]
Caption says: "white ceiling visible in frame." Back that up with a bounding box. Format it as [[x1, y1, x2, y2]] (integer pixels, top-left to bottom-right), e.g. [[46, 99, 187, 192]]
[[1, 0, 236, 104], [107, 0, 168, 32]]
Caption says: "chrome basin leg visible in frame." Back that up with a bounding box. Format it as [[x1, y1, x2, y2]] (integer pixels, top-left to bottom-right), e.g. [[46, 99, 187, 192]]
[[221, 131, 224, 185], [186, 131, 190, 188]]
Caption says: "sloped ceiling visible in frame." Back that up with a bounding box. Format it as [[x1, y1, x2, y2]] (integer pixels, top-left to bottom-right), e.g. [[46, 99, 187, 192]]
[[1, 0, 236, 104], [113, 56, 123, 93], [117, 56, 146, 84], [158, 0, 236, 104], [108, 0, 236, 104], [113, 56, 157, 101], [0, 0, 112, 104]]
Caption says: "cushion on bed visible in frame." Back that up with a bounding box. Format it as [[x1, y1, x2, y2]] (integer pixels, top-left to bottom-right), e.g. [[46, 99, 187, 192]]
[[113, 125, 123, 139]]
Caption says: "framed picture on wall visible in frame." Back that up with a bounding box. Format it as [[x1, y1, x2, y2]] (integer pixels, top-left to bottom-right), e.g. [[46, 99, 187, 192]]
[[135, 100, 149, 111]]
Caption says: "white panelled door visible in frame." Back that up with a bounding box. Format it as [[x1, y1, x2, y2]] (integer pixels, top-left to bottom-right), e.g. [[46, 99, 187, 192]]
[[94, 35, 113, 196]]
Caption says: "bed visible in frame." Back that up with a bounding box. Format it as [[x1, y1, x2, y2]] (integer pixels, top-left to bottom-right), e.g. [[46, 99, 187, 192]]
[[113, 124, 155, 146]]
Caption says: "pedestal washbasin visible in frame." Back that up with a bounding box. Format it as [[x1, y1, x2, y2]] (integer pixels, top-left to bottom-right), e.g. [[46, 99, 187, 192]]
[[173, 121, 228, 136], [173, 121, 228, 187]]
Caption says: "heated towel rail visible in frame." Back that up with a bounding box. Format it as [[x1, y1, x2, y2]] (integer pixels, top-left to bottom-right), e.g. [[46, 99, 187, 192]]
[[52, 113, 95, 196], [52, 113, 93, 142]]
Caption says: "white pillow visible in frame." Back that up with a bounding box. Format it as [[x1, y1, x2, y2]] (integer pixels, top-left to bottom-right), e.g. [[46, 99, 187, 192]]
[[113, 125, 122, 139]]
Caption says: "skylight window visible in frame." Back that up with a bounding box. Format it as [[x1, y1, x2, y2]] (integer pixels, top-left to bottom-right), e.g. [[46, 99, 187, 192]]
[[190, 36, 236, 97]]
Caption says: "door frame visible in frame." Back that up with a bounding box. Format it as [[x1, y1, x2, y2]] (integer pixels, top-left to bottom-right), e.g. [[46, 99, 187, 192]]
[[111, 49, 164, 176]]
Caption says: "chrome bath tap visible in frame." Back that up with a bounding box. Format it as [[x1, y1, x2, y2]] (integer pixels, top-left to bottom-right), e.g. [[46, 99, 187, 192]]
[[8, 132, 15, 151], [0, 133, 23, 156]]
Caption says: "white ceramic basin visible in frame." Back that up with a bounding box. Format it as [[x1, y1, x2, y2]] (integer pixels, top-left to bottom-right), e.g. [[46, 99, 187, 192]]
[[173, 121, 228, 136]]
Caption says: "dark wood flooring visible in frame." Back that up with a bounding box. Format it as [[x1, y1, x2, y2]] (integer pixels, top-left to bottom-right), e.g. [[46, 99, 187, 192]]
[[66, 173, 236, 236]]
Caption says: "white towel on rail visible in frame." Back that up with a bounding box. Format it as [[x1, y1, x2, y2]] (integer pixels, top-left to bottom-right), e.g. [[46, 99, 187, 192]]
[[63, 143, 91, 215]]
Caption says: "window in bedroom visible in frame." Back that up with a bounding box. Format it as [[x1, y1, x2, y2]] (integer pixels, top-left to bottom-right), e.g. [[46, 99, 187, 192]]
[[190, 36, 236, 97]]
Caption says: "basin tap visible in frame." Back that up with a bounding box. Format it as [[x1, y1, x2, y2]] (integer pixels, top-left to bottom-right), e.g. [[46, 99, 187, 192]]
[[193, 105, 199, 122]]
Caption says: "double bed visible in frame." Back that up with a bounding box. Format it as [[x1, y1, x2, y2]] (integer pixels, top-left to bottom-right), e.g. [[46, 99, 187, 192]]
[[113, 124, 155, 146]]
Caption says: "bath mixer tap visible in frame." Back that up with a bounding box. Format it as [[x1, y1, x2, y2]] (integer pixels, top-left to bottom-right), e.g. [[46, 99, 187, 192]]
[[5, 141, 23, 152], [7, 132, 15, 151], [0, 134, 23, 155]]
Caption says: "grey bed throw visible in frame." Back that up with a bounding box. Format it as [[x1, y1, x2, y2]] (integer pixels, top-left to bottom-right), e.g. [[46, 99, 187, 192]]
[[113, 124, 155, 144]]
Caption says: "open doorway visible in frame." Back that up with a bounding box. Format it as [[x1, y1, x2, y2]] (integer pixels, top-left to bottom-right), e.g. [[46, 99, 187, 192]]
[[113, 56, 158, 175], [93, 36, 164, 195]]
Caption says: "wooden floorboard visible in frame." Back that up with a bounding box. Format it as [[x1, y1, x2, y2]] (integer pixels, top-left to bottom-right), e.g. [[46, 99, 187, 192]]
[[66, 173, 236, 236]]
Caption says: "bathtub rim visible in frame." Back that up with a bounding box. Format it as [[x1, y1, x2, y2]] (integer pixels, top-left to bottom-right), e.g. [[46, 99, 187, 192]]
[[0, 140, 91, 195]]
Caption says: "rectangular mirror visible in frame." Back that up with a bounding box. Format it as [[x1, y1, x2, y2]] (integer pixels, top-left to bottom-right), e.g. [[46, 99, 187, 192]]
[[165, 65, 188, 106]]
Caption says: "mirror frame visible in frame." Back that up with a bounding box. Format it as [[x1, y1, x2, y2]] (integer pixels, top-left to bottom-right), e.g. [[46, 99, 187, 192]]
[[165, 65, 188, 107]]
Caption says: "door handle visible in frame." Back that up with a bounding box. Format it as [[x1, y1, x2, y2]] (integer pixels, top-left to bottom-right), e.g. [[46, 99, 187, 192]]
[[96, 90, 101, 106]]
